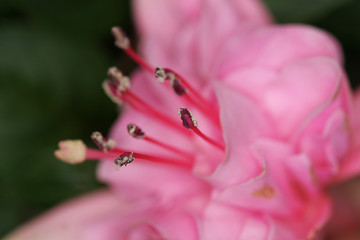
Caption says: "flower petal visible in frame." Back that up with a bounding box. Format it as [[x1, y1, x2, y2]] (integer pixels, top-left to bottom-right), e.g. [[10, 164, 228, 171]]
[[201, 202, 270, 240], [97, 158, 211, 207], [337, 88, 360, 180], [134, 0, 271, 49], [216, 140, 299, 216], [262, 58, 342, 138], [208, 81, 272, 186], [217, 25, 342, 78], [135, 0, 272, 83], [82, 204, 199, 240], [4, 190, 125, 240]]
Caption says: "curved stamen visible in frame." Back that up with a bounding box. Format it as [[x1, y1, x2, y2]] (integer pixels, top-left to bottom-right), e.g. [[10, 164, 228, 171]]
[[112, 26, 154, 74]]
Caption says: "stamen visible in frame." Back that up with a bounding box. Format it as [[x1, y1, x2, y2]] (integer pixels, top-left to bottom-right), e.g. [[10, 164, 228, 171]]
[[127, 123, 145, 138], [178, 108, 225, 151], [54, 140, 87, 164], [107, 67, 131, 92], [127, 123, 193, 157], [112, 26, 154, 74], [102, 80, 123, 105], [91, 131, 116, 152]]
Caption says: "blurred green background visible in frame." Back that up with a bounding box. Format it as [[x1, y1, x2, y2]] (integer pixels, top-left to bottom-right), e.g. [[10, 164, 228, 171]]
[[1, 0, 360, 237]]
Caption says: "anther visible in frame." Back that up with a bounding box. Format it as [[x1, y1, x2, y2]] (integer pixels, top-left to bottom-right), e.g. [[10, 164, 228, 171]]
[[107, 67, 131, 92], [102, 80, 123, 105], [111, 27, 130, 49], [127, 123, 145, 139], [178, 108, 225, 151], [114, 152, 134, 168], [91, 131, 116, 152], [178, 108, 198, 129], [54, 140, 87, 164], [170, 78, 187, 96]]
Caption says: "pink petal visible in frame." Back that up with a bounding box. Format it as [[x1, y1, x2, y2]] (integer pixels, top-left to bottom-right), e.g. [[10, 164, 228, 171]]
[[208, 81, 272, 186], [82, 202, 199, 240], [269, 194, 331, 239], [201, 202, 270, 240], [152, 212, 199, 240], [285, 154, 319, 197], [134, 0, 271, 47], [337, 88, 360, 180], [217, 25, 342, 78], [135, 0, 272, 82], [297, 110, 350, 183], [97, 158, 211, 207], [134, 0, 201, 47], [215, 139, 332, 238], [263, 58, 342, 138], [4, 190, 126, 240], [216, 140, 300, 216]]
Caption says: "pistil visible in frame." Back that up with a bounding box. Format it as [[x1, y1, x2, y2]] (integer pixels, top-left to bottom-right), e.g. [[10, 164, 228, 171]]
[[55, 140, 193, 169]]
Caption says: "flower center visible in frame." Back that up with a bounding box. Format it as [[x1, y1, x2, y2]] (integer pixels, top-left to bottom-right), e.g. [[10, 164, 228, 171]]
[[55, 26, 226, 172]]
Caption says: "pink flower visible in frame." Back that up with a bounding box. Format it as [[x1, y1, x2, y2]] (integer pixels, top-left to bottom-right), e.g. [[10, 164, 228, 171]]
[[6, 0, 360, 239]]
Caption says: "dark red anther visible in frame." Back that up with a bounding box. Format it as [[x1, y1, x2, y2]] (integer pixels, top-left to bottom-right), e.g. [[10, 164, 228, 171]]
[[170, 78, 187, 96], [178, 108, 198, 129], [114, 152, 134, 167], [127, 123, 145, 139]]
